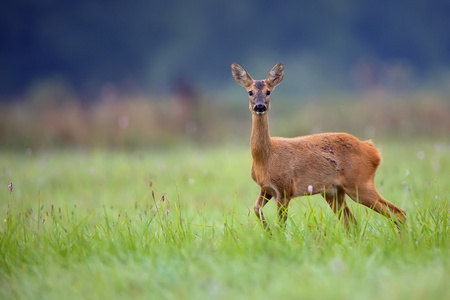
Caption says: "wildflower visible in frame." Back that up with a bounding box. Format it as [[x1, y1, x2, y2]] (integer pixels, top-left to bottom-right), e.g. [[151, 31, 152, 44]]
[[417, 151, 425, 160], [88, 167, 95, 175], [329, 257, 346, 275], [8, 182, 12, 193], [165, 209, 169, 216], [405, 170, 410, 177], [307, 185, 313, 194]]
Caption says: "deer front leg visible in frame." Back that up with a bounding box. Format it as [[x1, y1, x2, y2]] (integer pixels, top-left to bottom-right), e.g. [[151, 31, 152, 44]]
[[254, 190, 272, 229], [276, 196, 291, 228]]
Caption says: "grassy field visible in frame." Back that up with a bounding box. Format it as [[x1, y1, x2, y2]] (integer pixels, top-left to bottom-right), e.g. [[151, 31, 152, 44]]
[[1, 139, 449, 299]]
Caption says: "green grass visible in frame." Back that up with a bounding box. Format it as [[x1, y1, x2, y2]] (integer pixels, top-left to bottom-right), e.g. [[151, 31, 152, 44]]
[[1, 140, 449, 300]]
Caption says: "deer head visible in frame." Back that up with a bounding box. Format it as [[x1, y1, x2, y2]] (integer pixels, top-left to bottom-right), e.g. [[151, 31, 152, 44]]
[[231, 63, 284, 115]]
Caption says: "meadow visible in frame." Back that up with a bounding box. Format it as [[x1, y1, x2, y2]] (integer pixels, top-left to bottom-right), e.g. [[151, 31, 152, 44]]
[[1, 138, 449, 299]]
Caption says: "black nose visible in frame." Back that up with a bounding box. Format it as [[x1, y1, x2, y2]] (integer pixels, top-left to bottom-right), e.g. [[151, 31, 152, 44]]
[[254, 104, 267, 113]]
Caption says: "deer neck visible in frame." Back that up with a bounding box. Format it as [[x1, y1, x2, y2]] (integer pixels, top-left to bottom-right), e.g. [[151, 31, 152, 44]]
[[251, 113, 272, 162]]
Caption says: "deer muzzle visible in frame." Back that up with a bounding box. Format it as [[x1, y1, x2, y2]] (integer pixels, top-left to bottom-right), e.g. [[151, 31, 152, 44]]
[[254, 103, 267, 114]]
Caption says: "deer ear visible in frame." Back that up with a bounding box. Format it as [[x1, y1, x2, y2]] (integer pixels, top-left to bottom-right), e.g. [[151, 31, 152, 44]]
[[266, 63, 284, 88], [231, 63, 253, 88]]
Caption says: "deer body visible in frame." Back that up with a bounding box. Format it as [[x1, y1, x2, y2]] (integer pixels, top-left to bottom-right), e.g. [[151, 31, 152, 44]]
[[232, 62, 406, 229], [251, 131, 379, 200]]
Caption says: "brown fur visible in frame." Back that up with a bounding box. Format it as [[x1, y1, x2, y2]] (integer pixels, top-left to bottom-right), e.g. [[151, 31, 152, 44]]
[[231, 62, 406, 230]]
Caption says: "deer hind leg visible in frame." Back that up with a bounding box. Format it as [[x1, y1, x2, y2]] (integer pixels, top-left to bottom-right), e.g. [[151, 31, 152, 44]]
[[322, 187, 357, 230], [254, 190, 272, 229], [344, 183, 406, 226]]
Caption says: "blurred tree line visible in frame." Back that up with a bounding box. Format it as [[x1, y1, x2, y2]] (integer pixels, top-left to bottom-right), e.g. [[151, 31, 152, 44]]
[[1, 0, 450, 100]]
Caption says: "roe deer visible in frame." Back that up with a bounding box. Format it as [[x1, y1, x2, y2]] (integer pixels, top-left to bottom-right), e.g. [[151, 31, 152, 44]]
[[231, 62, 406, 230]]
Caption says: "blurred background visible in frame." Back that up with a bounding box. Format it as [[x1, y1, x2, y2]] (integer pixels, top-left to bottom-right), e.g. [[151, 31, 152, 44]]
[[1, 0, 449, 150]]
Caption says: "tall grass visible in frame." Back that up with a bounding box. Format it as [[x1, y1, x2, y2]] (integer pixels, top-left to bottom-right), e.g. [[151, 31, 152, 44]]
[[1, 141, 449, 299]]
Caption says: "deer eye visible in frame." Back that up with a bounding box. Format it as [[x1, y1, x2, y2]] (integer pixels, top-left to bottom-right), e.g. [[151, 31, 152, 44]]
[[248, 91, 254, 96], [266, 90, 271, 96]]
